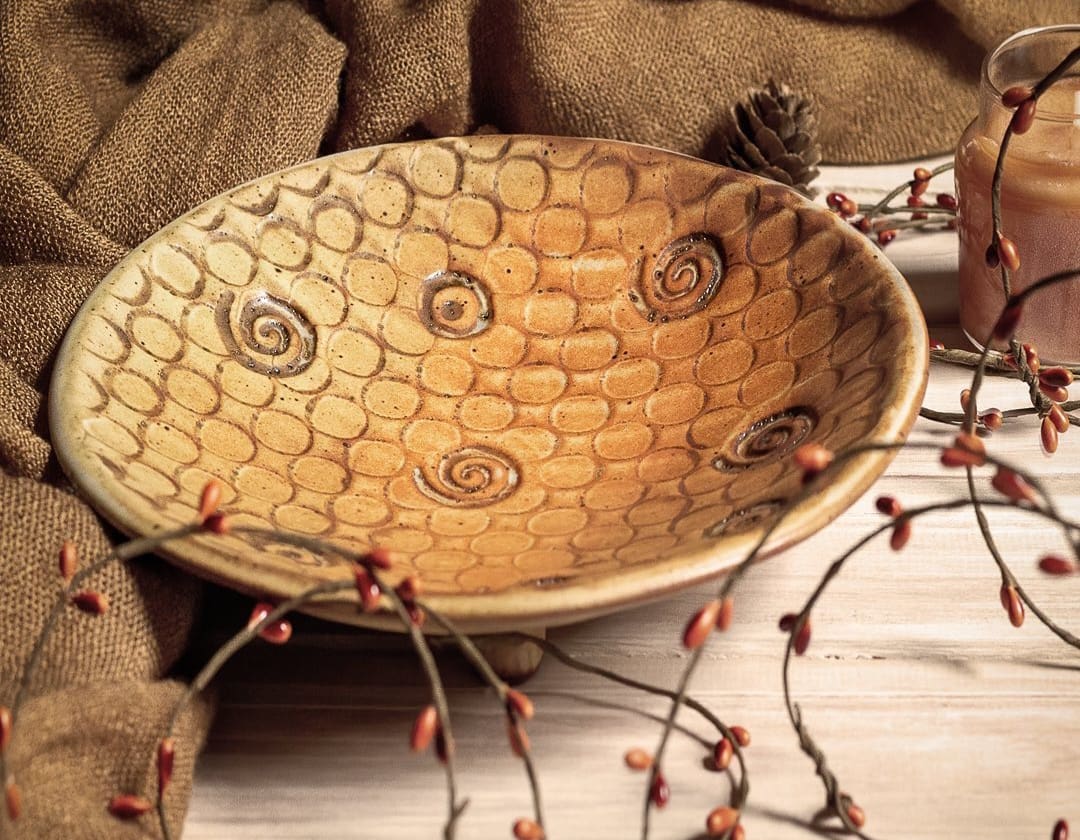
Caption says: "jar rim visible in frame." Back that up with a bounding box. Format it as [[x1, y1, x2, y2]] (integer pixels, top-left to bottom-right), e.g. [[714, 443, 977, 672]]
[[983, 24, 1080, 123]]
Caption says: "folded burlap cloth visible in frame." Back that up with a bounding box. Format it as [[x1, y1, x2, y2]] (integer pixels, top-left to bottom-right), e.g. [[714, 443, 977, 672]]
[[0, 0, 1074, 835]]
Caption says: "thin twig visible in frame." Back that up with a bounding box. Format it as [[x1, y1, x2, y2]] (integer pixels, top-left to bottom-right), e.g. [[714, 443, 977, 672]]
[[425, 605, 545, 831], [503, 633, 749, 808], [222, 526, 469, 839], [0, 523, 200, 840], [863, 161, 954, 219]]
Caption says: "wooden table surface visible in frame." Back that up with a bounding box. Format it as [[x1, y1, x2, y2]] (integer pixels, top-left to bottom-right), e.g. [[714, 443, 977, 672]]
[[182, 162, 1080, 840]]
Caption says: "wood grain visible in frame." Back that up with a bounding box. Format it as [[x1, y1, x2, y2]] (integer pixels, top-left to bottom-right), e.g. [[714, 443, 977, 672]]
[[183, 163, 1080, 839]]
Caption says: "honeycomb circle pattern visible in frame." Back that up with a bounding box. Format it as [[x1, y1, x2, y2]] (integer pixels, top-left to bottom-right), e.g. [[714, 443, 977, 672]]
[[53, 136, 923, 601]]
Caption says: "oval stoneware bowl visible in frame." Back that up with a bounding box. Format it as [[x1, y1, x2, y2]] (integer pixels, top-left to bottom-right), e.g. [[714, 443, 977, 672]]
[[50, 135, 927, 632]]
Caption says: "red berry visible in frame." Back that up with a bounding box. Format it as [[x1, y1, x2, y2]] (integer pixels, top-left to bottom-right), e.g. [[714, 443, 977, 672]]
[[826, 192, 847, 210], [717, 596, 735, 632], [5, 778, 20, 821], [107, 793, 153, 818], [1038, 555, 1076, 576], [1039, 366, 1074, 388], [712, 737, 733, 771], [990, 468, 1037, 504], [954, 431, 985, 457], [935, 193, 958, 211], [59, 540, 78, 582], [366, 547, 393, 570], [649, 771, 670, 808], [997, 236, 1021, 272], [157, 737, 176, 797], [683, 600, 721, 650], [354, 566, 381, 612], [1040, 383, 1069, 404], [890, 519, 912, 550], [1001, 583, 1025, 628], [1023, 343, 1040, 373], [396, 575, 422, 603], [980, 409, 1003, 431], [1049, 404, 1070, 434], [1011, 98, 1037, 134], [0, 707, 11, 754], [730, 725, 751, 747], [794, 616, 812, 655], [940, 446, 984, 468], [875, 495, 902, 517], [513, 818, 545, 840], [706, 806, 740, 836], [410, 704, 438, 752], [1042, 416, 1060, 455], [506, 688, 535, 721], [794, 443, 833, 473], [198, 479, 223, 521], [845, 801, 867, 829], [72, 590, 108, 615], [202, 513, 230, 534], [1001, 85, 1033, 107], [247, 602, 291, 644]]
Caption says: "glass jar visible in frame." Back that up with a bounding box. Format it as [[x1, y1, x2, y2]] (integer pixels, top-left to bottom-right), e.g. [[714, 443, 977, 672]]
[[955, 25, 1080, 364]]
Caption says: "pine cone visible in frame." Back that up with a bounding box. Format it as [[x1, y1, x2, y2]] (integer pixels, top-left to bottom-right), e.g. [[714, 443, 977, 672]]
[[718, 80, 822, 196]]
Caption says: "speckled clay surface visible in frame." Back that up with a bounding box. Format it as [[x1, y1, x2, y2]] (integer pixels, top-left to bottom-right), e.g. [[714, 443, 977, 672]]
[[49, 135, 927, 631]]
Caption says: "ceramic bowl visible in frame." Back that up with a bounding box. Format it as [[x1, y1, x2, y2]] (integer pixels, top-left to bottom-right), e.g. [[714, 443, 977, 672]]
[[50, 135, 927, 633]]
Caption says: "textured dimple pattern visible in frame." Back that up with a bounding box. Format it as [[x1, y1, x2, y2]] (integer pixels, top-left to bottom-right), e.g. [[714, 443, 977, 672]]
[[57, 136, 909, 595]]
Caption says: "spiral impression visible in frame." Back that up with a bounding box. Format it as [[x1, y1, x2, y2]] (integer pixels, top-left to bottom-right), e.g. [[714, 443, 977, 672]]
[[704, 499, 785, 538], [215, 290, 316, 377], [413, 446, 519, 507], [418, 270, 492, 338], [713, 407, 817, 472], [630, 233, 724, 321]]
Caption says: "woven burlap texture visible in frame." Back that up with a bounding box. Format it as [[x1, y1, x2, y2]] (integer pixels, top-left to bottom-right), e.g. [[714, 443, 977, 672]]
[[1, 0, 1076, 836], [0, 1, 344, 835]]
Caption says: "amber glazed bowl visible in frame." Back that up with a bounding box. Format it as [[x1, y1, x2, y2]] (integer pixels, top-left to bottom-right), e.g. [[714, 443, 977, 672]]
[[50, 136, 927, 632]]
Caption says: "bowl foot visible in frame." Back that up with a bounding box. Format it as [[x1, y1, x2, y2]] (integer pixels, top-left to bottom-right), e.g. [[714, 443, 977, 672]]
[[472, 628, 546, 684]]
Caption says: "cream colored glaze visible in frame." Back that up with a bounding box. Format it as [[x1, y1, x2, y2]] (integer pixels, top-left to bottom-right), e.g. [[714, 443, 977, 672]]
[[49, 135, 927, 631]]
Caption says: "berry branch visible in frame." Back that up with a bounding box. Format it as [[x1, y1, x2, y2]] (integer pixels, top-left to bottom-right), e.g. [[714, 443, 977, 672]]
[[826, 162, 957, 248], [637, 41, 1080, 840]]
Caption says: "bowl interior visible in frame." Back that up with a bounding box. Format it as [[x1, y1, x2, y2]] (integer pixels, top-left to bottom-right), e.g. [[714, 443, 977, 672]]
[[50, 135, 927, 630]]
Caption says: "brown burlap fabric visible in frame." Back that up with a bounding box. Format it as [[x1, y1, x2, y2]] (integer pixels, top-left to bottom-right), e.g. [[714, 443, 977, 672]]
[[0, 0, 1075, 835]]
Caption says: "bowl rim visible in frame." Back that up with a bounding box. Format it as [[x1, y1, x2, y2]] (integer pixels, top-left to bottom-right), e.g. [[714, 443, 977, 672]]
[[48, 134, 929, 633]]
